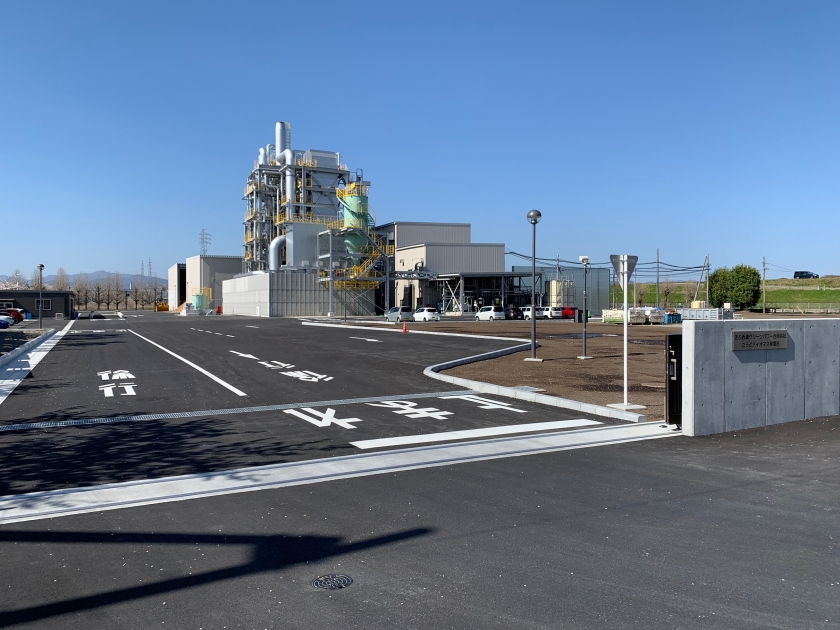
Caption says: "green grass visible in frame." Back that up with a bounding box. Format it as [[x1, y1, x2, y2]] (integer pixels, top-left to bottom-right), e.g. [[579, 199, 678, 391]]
[[764, 288, 840, 304]]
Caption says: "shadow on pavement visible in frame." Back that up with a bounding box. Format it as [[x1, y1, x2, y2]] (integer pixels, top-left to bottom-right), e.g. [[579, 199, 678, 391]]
[[0, 526, 432, 626]]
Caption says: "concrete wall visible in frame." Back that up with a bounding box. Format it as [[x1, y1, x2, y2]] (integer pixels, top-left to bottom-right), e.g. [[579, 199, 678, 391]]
[[222, 273, 270, 317], [682, 319, 840, 436]]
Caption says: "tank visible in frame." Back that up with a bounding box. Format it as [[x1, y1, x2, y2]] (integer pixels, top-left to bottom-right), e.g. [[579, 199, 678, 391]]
[[339, 183, 371, 254]]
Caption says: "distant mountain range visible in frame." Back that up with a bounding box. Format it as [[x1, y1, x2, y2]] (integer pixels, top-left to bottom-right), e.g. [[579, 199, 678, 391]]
[[0, 271, 167, 288]]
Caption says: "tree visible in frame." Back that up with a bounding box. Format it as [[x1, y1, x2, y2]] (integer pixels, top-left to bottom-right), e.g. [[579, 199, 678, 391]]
[[30, 267, 43, 290], [53, 268, 70, 290], [660, 277, 673, 308], [92, 281, 104, 309], [7, 268, 28, 289], [112, 272, 124, 310], [709, 265, 761, 310], [72, 274, 90, 311], [729, 265, 761, 310], [104, 280, 114, 309]]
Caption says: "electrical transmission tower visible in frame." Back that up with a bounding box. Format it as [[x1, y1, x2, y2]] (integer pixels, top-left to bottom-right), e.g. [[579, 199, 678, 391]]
[[199, 229, 212, 256]]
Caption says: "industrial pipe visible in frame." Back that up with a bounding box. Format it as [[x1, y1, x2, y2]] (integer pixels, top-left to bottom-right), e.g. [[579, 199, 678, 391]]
[[258, 147, 266, 165], [268, 235, 287, 271]]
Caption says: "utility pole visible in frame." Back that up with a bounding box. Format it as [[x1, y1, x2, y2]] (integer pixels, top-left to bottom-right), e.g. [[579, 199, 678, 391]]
[[762, 256, 766, 314], [655, 248, 660, 308], [706, 255, 710, 305]]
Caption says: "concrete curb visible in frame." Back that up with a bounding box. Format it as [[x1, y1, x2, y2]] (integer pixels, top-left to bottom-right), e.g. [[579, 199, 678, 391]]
[[423, 343, 650, 424], [0, 329, 58, 370], [300, 320, 528, 343]]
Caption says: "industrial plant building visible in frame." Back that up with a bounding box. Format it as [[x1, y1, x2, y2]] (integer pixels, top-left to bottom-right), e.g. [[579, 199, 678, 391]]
[[168, 121, 607, 317]]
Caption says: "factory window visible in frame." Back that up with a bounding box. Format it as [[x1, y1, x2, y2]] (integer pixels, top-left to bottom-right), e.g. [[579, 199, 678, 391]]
[[35, 299, 52, 311], [0, 302, 13, 309]]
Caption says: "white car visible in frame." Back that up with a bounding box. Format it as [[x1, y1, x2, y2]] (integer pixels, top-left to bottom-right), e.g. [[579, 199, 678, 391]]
[[413, 307, 440, 322], [523, 306, 548, 320], [546, 306, 563, 319], [475, 305, 504, 321], [0, 315, 15, 326]]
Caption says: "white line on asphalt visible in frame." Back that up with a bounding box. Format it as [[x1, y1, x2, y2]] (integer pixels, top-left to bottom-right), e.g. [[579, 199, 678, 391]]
[[127, 330, 247, 397], [0, 320, 75, 407], [0, 423, 680, 524], [226, 335, 235, 338], [350, 419, 601, 449], [349, 337, 382, 343], [246, 325, 259, 328]]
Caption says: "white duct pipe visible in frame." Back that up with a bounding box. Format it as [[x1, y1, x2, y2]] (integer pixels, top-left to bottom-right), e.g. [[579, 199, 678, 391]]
[[276, 148, 295, 212], [275, 122, 286, 153], [258, 147, 266, 166], [269, 235, 287, 271]]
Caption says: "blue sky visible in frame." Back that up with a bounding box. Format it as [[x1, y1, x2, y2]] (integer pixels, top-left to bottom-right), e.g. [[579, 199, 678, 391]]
[[1, 0, 837, 280]]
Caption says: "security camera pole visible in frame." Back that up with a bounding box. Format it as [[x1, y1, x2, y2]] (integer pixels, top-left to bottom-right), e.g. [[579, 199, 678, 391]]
[[578, 256, 591, 359]]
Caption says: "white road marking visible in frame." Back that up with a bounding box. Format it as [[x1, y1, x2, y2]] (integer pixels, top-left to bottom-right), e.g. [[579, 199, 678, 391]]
[[246, 325, 259, 328], [348, 337, 382, 343], [283, 407, 362, 429], [0, 423, 680, 524], [0, 321, 75, 406], [439, 394, 528, 413], [127, 330, 247, 397], [351, 419, 600, 449], [229, 350, 259, 360], [226, 335, 235, 338]]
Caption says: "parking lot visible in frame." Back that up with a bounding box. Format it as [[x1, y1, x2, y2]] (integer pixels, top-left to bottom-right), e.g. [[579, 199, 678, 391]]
[[0, 313, 837, 629]]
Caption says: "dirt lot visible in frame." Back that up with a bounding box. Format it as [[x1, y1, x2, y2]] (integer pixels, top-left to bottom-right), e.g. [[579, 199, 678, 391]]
[[355, 318, 675, 420], [351, 311, 840, 421]]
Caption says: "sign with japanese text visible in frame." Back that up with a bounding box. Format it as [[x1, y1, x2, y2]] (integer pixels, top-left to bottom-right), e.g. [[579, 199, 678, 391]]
[[732, 330, 788, 351]]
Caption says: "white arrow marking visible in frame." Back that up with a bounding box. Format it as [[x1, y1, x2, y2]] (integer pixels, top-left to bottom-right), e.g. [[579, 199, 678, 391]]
[[348, 337, 382, 343], [229, 350, 260, 360]]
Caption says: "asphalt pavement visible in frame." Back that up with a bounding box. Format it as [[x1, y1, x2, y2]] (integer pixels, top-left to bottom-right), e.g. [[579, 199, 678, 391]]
[[0, 313, 836, 629]]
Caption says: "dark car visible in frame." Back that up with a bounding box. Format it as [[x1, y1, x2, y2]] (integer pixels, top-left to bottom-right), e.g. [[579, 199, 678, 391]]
[[794, 271, 819, 279], [0, 319, 9, 330], [504, 306, 524, 320]]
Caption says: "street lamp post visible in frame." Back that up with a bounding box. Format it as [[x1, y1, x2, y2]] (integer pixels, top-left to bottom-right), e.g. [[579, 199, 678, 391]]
[[525, 209, 542, 362], [578, 256, 591, 359], [37, 264, 45, 329]]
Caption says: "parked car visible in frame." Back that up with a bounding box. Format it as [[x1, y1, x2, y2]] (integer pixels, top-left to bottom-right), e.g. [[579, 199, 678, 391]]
[[545, 306, 564, 319], [0, 309, 23, 323], [522, 306, 537, 320], [794, 271, 819, 279], [504, 306, 523, 320], [386, 305, 414, 322], [0, 315, 15, 327], [413, 307, 440, 322], [475, 305, 505, 321]]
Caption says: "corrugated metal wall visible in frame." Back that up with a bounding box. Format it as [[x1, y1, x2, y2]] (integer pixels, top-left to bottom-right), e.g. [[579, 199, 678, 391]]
[[398, 244, 504, 274], [222, 272, 375, 317], [395, 223, 470, 249]]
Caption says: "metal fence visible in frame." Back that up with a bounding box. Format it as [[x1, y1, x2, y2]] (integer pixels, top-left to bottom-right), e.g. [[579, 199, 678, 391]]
[[762, 303, 840, 314]]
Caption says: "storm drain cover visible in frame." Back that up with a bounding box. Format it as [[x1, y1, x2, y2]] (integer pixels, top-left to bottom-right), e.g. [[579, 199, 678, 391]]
[[312, 574, 353, 590]]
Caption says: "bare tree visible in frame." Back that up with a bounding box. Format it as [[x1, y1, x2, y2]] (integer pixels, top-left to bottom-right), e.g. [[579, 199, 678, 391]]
[[92, 281, 104, 309], [30, 267, 43, 290], [8, 268, 28, 288], [661, 277, 673, 308], [72, 274, 90, 311], [53, 268, 70, 290], [103, 280, 114, 309], [112, 272, 124, 310]]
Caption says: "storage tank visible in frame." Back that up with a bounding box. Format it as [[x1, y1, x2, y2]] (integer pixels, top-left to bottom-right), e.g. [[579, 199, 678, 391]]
[[338, 182, 370, 254]]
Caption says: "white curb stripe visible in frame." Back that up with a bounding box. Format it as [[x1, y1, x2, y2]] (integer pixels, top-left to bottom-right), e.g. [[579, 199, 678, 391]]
[[0, 423, 679, 524]]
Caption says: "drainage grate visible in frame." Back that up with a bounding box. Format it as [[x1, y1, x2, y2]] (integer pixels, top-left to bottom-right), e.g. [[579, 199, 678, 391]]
[[312, 574, 353, 590], [629, 339, 665, 345]]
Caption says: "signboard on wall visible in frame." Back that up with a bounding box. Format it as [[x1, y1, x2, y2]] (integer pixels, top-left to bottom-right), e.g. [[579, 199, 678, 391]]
[[732, 330, 788, 351]]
